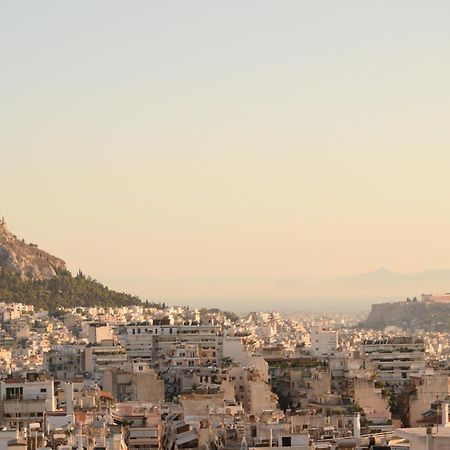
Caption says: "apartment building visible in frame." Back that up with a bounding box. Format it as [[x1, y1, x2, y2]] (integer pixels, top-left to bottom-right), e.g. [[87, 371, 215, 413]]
[[408, 374, 450, 426], [360, 337, 426, 390], [310, 324, 338, 357], [84, 343, 127, 380], [121, 322, 154, 362], [112, 403, 163, 450], [0, 373, 56, 430], [230, 366, 278, 415], [44, 346, 84, 380], [123, 321, 223, 368], [102, 362, 164, 404], [88, 323, 113, 345]]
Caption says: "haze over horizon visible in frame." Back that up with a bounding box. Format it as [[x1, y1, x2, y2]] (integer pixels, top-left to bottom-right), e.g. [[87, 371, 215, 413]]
[[2, 2, 450, 310]]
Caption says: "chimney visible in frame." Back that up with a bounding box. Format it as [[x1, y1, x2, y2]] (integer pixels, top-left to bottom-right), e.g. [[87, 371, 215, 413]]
[[65, 382, 74, 417], [442, 403, 449, 427], [426, 425, 433, 450], [353, 413, 361, 440]]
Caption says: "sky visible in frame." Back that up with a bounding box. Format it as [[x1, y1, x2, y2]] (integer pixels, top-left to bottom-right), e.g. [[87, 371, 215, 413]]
[[1, 1, 450, 308]]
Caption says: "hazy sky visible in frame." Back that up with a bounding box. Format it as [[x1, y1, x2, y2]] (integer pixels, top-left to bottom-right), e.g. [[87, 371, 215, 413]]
[[1, 2, 450, 305]]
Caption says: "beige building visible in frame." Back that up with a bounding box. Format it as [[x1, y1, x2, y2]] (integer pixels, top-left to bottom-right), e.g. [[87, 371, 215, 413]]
[[409, 374, 450, 427], [288, 368, 331, 409], [394, 404, 450, 450], [103, 362, 164, 404], [84, 342, 127, 380], [113, 403, 163, 450], [181, 392, 225, 420], [88, 323, 113, 345], [224, 336, 270, 382], [353, 379, 391, 421], [230, 366, 278, 415]]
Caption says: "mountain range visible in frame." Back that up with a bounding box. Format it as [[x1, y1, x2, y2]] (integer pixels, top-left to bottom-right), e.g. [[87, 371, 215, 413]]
[[282, 267, 450, 297], [101, 267, 450, 312]]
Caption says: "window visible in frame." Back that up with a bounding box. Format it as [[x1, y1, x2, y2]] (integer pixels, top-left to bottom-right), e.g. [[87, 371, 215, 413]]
[[40, 388, 47, 393], [6, 387, 23, 400]]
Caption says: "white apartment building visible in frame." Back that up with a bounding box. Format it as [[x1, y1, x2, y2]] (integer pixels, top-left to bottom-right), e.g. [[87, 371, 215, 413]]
[[84, 343, 127, 380], [121, 322, 154, 362], [0, 374, 56, 430], [310, 325, 338, 357], [123, 322, 223, 367], [360, 337, 426, 390]]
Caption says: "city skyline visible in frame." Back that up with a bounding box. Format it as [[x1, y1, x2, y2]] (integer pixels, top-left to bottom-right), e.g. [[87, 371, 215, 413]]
[[3, 3, 450, 448], [2, 1, 450, 308]]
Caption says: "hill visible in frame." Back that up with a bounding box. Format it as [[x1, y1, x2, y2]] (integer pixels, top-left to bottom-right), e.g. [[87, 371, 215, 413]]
[[364, 299, 450, 331], [0, 219, 159, 311], [0, 269, 148, 311], [0, 218, 65, 280]]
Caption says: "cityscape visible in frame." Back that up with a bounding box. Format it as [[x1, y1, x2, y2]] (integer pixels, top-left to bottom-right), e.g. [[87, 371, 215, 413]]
[[2, 2, 450, 450], [2, 217, 450, 449]]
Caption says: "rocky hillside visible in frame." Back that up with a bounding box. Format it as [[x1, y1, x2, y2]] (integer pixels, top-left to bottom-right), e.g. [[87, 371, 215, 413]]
[[0, 218, 66, 279], [364, 300, 450, 331], [0, 219, 162, 311]]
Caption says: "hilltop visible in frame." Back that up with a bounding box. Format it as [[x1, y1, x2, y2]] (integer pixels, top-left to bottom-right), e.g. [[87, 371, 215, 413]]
[[0, 219, 157, 311], [364, 299, 450, 331], [0, 218, 66, 280]]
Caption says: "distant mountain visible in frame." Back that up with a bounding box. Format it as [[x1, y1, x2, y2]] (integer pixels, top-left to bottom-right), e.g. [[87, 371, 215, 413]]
[[0, 219, 158, 311], [338, 267, 406, 283], [274, 268, 450, 308], [100, 268, 450, 313], [318, 267, 407, 290], [315, 267, 450, 297]]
